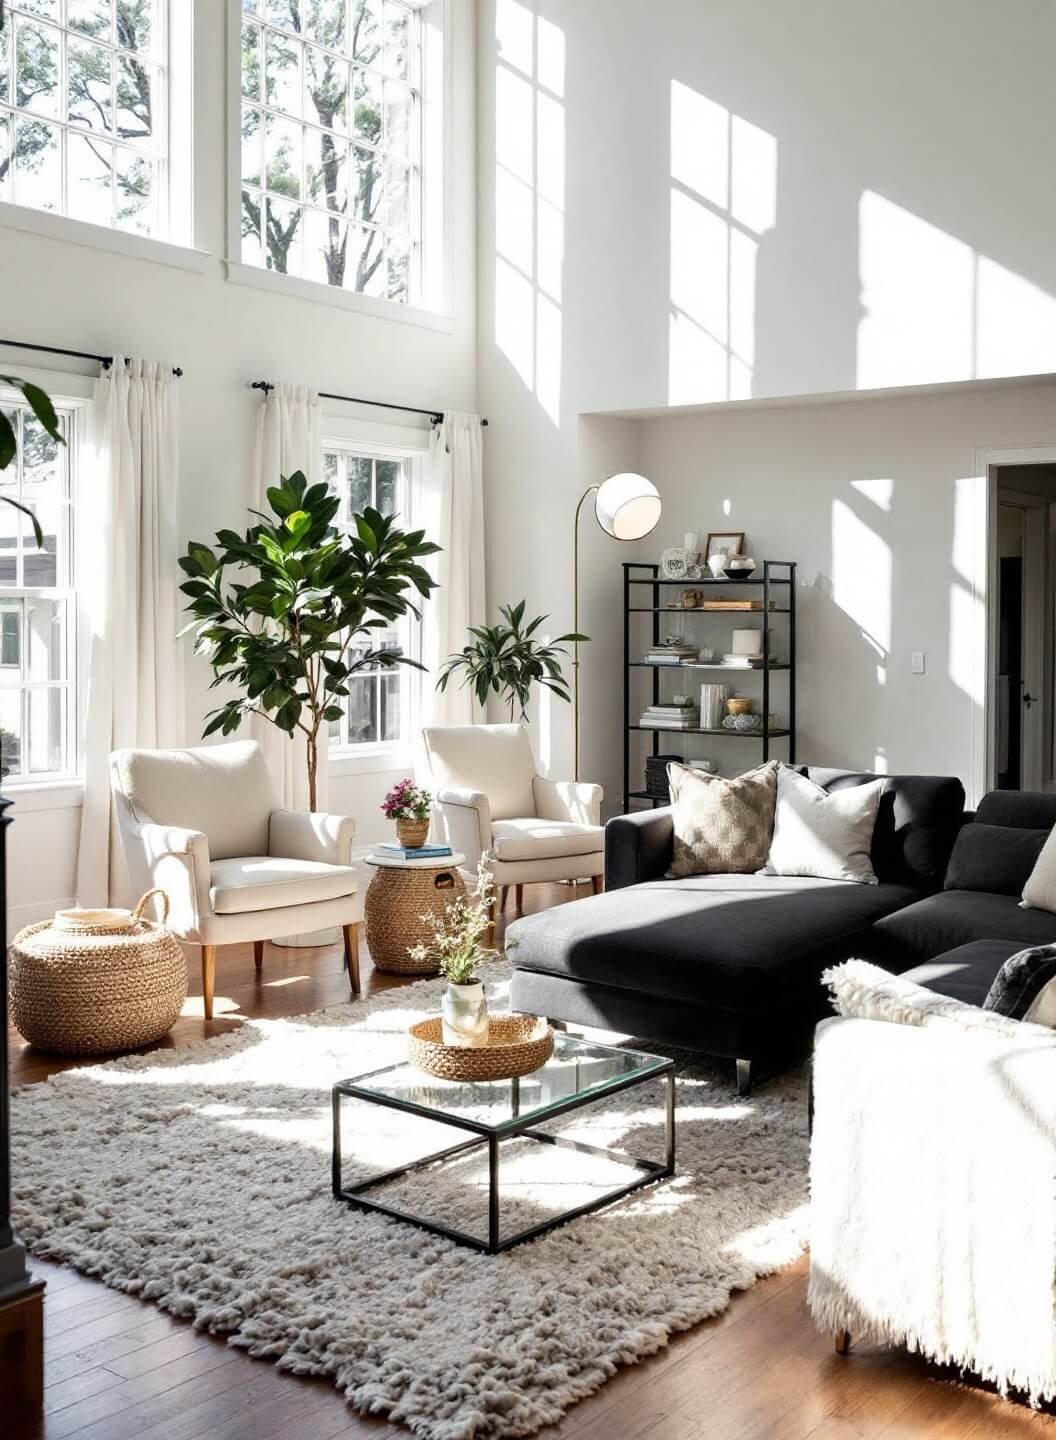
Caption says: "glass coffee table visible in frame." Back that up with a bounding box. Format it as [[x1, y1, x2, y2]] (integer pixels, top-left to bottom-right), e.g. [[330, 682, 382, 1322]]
[[332, 1032, 675, 1253]]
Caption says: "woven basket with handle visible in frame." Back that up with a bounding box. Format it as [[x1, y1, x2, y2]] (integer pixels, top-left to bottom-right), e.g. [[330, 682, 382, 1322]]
[[9, 889, 187, 1056]]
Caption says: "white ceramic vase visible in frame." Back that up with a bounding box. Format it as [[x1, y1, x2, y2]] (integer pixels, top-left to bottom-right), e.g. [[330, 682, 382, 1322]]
[[441, 980, 490, 1048]]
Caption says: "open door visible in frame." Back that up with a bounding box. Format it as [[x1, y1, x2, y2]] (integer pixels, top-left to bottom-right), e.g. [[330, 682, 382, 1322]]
[[993, 486, 1047, 790]]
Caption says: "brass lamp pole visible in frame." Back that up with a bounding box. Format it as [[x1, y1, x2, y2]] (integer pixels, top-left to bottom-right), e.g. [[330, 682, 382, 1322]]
[[573, 473, 662, 780]]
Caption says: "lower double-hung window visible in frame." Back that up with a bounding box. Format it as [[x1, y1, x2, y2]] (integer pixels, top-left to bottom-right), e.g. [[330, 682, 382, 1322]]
[[0, 394, 77, 782], [324, 440, 420, 753]]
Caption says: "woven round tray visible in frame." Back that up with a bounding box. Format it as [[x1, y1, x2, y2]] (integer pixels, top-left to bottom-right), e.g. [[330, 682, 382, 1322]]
[[408, 1013, 554, 1081]]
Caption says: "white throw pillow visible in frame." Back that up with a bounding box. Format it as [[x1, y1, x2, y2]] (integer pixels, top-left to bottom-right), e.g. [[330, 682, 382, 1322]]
[[1021, 826, 1056, 912], [764, 766, 883, 884]]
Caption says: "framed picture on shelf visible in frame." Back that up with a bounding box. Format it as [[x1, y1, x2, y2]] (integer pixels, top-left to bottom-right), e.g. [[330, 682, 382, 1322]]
[[704, 531, 746, 562]]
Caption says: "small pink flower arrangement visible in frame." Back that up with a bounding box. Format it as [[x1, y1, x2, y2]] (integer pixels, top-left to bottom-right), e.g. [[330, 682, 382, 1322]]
[[381, 779, 432, 823]]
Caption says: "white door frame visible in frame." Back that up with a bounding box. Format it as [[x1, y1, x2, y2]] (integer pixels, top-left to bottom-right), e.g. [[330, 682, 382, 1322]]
[[975, 444, 1056, 803]]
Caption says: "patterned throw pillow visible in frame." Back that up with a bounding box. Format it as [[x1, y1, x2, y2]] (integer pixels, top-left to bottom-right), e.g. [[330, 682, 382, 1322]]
[[666, 760, 778, 877], [983, 943, 1056, 1026]]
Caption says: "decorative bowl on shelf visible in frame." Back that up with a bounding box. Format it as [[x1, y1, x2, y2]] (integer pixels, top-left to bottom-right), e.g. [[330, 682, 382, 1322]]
[[724, 561, 756, 580]]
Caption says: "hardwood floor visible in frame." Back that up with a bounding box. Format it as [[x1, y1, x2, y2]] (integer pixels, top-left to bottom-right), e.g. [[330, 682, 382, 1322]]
[[8, 883, 1054, 1439]]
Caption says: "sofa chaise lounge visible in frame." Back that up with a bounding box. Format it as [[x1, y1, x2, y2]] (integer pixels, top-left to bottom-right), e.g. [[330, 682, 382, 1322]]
[[508, 768, 967, 1092]]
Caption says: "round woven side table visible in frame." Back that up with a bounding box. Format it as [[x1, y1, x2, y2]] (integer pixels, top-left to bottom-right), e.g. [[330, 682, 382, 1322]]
[[364, 851, 467, 974]]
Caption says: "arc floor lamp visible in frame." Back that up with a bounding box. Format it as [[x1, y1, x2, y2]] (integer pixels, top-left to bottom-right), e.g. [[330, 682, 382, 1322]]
[[573, 473, 662, 779]]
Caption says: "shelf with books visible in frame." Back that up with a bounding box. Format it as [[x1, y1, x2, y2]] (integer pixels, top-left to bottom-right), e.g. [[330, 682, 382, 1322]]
[[622, 560, 797, 811]]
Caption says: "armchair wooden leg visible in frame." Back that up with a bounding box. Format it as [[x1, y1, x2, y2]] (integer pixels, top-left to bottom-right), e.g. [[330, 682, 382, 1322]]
[[342, 923, 361, 996], [591, 875, 603, 895], [499, 885, 509, 913], [515, 883, 524, 912], [201, 945, 216, 1021], [487, 899, 497, 944], [253, 940, 264, 973], [835, 1330, 851, 1356]]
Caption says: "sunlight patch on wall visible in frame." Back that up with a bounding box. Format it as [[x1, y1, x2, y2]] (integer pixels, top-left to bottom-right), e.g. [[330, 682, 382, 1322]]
[[494, 2, 565, 425], [858, 192, 1056, 389], [831, 498, 891, 655], [669, 83, 777, 406], [850, 478, 893, 511]]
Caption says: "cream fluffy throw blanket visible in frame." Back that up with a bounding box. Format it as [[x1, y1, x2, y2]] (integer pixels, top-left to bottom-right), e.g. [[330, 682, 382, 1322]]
[[809, 961, 1056, 1403]]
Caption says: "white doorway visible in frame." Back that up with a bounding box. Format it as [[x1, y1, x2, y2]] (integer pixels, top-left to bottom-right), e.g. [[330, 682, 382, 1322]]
[[982, 452, 1056, 793]]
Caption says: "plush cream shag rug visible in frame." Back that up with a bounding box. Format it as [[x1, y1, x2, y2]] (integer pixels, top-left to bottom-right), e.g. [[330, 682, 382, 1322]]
[[12, 965, 809, 1440]]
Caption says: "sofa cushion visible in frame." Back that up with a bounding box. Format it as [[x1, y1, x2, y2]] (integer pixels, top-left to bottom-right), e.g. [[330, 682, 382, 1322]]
[[506, 873, 919, 1013], [802, 770, 964, 891], [944, 823, 1047, 896], [1022, 828, 1056, 913], [872, 889, 1056, 966], [975, 790, 1056, 831], [901, 940, 1024, 1006], [491, 818, 602, 862], [210, 856, 359, 914]]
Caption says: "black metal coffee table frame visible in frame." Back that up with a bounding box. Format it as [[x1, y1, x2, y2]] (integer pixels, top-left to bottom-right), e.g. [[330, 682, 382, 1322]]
[[331, 1056, 676, 1254]]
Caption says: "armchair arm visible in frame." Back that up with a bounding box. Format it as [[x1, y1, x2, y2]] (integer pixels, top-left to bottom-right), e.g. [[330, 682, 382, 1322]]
[[126, 820, 212, 937], [269, 809, 356, 866], [533, 776, 603, 826], [604, 806, 674, 890], [435, 785, 492, 867], [810, 1015, 1056, 1392]]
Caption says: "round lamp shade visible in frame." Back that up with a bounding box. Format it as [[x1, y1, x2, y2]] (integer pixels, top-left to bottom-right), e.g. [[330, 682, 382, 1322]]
[[595, 472, 662, 541]]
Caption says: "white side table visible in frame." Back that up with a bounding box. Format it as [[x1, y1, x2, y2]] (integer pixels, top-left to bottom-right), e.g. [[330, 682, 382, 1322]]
[[363, 851, 467, 974]]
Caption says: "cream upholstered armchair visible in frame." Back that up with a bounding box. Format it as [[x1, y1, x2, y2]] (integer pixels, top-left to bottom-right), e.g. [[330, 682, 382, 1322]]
[[421, 724, 604, 916], [110, 740, 364, 1019]]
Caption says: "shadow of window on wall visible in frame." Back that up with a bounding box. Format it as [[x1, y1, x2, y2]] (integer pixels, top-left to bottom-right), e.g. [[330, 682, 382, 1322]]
[[494, 0, 565, 425], [858, 192, 1056, 389], [668, 81, 777, 406]]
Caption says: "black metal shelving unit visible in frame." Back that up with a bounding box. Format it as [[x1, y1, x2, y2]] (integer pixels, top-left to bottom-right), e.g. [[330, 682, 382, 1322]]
[[622, 561, 797, 810]]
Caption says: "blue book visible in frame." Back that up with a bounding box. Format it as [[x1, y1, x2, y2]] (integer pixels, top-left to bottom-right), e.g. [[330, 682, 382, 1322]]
[[379, 843, 453, 859]]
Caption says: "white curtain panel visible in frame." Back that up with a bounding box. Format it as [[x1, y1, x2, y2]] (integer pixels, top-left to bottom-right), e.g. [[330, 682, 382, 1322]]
[[419, 412, 486, 728], [252, 382, 323, 812], [77, 356, 184, 906]]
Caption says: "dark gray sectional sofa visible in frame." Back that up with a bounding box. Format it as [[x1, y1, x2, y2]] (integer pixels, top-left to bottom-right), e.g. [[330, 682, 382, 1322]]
[[507, 770, 1056, 1092]]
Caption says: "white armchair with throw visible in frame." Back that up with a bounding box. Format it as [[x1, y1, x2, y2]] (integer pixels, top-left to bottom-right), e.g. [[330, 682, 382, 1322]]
[[421, 724, 604, 915], [110, 740, 364, 1019]]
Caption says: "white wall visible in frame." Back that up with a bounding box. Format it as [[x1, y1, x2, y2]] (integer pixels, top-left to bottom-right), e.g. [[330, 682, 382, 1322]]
[[628, 379, 1056, 806], [476, 0, 1056, 799], [0, 0, 478, 930]]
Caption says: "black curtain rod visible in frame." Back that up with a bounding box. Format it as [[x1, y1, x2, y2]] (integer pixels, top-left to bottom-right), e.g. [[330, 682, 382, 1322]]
[[0, 338, 183, 377], [251, 380, 488, 427]]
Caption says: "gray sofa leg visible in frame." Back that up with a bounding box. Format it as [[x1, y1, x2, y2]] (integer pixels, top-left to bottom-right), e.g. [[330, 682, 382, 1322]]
[[736, 1058, 752, 1097]]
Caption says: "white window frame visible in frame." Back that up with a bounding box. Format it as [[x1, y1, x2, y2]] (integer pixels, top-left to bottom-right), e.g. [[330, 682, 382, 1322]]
[[0, 1, 203, 268], [0, 371, 91, 793], [323, 414, 429, 775], [224, 0, 452, 330]]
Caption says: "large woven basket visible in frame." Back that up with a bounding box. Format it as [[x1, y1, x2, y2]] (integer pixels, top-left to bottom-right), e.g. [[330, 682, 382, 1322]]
[[408, 1013, 554, 1081], [9, 889, 187, 1056]]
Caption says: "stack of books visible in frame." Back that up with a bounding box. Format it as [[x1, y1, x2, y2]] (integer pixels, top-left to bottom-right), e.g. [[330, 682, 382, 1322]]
[[377, 841, 454, 860], [640, 702, 700, 730], [644, 644, 699, 665], [721, 653, 765, 668]]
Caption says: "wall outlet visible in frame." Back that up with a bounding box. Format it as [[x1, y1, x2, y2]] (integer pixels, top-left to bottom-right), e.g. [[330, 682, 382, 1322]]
[[911, 651, 926, 675]]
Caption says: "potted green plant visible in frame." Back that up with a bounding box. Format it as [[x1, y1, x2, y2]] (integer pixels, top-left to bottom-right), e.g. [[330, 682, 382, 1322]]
[[436, 600, 587, 721], [381, 779, 432, 848], [179, 471, 440, 809], [408, 855, 498, 1046]]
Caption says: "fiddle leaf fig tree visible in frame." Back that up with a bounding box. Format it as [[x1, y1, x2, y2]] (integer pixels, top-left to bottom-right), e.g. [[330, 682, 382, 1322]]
[[0, 376, 60, 546], [179, 470, 440, 810]]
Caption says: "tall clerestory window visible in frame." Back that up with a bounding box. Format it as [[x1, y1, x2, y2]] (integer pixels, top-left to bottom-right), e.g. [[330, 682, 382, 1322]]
[[0, 1, 177, 238], [240, 0, 425, 305]]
